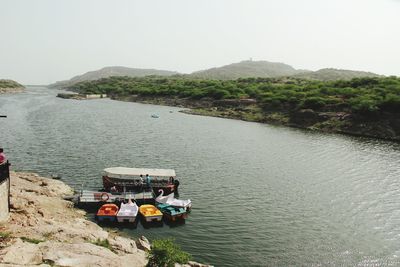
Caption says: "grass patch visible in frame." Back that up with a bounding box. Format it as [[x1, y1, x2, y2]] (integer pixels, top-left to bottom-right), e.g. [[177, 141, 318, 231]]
[[21, 236, 45, 244], [0, 231, 11, 239], [91, 238, 114, 252]]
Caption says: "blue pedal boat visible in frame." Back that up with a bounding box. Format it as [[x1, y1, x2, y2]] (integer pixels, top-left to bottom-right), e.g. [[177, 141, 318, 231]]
[[156, 203, 187, 221]]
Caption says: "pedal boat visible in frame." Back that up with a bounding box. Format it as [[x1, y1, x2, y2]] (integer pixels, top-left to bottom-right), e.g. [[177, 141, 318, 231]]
[[96, 203, 119, 222], [156, 190, 192, 211], [117, 199, 139, 223], [156, 203, 187, 221], [139, 204, 163, 222]]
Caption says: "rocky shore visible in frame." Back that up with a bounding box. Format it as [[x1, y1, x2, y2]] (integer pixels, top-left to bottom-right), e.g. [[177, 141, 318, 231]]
[[0, 87, 24, 94], [0, 172, 211, 267], [0, 172, 148, 266]]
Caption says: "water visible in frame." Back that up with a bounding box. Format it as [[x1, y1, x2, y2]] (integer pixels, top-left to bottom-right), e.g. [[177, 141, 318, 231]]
[[1, 87, 400, 266]]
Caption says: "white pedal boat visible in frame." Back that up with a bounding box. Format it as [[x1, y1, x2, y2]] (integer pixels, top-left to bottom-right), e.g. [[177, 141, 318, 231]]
[[116, 199, 139, 223]]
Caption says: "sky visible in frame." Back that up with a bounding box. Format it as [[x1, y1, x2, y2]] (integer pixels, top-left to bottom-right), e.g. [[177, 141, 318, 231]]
[[0, 0, 399, 84]]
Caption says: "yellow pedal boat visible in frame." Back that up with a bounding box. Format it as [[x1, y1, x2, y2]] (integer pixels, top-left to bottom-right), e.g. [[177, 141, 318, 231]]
[[139, 204, 163, 222]]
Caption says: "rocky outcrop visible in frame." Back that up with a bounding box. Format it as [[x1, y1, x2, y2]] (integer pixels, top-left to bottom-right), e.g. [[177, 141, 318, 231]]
[[0, 172, 147, 266], [175, 261, 214, 267], [0, 79, 24, 94], [0, 87, 24, 94]]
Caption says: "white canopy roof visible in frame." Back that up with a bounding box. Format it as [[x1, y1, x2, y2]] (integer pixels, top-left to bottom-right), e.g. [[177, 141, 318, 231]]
[[104, 167, 176, 178]]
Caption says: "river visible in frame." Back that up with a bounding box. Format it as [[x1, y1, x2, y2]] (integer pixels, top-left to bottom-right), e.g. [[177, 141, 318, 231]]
[[1, 86, 400, 266]]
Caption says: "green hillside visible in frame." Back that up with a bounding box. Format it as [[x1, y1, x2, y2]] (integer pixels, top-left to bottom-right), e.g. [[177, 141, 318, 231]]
[[0, 79, 24, 89], [292, 68, 381, 81], [189, 60, 303, 80]]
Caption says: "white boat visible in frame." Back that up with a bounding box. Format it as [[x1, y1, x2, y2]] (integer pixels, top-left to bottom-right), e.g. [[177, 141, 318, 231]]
[[156, 190, 192, 211], [116, 199, 139, 223]]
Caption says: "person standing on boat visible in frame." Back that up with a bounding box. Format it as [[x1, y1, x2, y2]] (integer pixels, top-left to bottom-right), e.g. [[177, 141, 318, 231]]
[[146, 174, 152, 188], [139, 174, 144, 191], [0, 148, 6, 165]]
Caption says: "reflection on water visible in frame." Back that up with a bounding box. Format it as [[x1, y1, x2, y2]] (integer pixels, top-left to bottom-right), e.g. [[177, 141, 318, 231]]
[[1, 87, 400, 266]]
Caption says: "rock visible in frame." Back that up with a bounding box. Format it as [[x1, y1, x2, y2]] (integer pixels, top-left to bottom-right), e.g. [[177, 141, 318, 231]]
[[290, 109, 325, 127], [109, 236, 137, 254], [1, 172, 148, 267], [189, 261, 214, 267], [136, 236, 151, 251], [40, 241, 147, 267], [119, 251, 148, 267], [0, 239, 43, 265], [40, 242, 115, 266]]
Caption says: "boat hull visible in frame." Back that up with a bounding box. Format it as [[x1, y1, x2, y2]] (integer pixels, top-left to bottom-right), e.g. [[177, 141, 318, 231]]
[[143, 215, 163, 223], [97, 215, 116, 222], [116, 216, 137, 223]]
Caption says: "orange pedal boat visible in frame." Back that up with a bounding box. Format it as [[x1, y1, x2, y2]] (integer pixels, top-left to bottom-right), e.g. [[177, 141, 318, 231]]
[[96, 203, 119, 222]]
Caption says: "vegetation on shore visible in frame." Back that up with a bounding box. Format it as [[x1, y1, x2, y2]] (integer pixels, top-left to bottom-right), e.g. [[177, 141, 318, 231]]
[[147, 238, 191, 267], [67, 75, 400, 140], [0, 79, 24, 89], [69, 75, 400, 114]]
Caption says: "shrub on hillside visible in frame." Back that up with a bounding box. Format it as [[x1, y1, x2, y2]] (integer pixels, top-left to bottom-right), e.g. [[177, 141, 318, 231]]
[[147, 238, 191, 267]]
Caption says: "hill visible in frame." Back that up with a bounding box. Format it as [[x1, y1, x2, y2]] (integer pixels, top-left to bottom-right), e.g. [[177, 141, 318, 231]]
[[0, 79, 24, 93], [0, 79, 23, 89], [189, 61, 381, 81], [292, 68, 382, 81], [189, 60, 304, 80], [48, 66, 178, 88], [48, 60, 383, 88]]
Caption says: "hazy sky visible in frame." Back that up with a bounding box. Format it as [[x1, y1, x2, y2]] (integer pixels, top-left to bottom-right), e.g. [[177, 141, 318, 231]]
[[1, 0, 399, 84]]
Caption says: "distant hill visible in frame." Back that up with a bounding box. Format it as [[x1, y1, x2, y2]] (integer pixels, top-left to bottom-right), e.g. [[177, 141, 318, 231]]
[[189, 60, 305, 80], [49, 61, 383, 88], [188, 60, 381, 81], [48, 66, 178, 88], [0, 79, 24, 93], [0, 79, 23, 89], [292, 68, 382, 81]]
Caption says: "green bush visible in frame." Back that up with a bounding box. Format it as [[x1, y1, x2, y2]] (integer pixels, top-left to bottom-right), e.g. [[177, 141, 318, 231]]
[[67, 75, 400, 116], [379, 94, 400, 112], [300, 97, 327, 110], [147, 239, 191, 267]]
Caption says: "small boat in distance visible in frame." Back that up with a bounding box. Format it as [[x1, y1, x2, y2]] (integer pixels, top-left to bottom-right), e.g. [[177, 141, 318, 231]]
[[139, 204, 163, 222], [96, 203, 119, 222], [156, 203, 187, 221], [116, 199, 138, 223], [151, 114, 159, 118]]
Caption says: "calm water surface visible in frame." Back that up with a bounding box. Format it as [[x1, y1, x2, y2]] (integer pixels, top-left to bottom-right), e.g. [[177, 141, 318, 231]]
[[1, 87, 400, 266]]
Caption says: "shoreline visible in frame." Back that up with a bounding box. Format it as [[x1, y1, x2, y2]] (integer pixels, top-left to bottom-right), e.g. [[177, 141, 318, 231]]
[[112, 95, 400, 142], [0, 171, 211, 267], [0, 171, 148, 266], [0, 87, 25, 94]]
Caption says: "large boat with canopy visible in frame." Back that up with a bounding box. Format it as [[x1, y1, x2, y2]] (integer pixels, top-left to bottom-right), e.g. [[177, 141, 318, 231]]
[[102, 167, 179, 195]]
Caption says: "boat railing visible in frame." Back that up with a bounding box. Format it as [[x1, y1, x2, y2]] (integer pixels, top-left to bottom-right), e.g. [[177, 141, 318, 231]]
[[65, 182, 90, 197]]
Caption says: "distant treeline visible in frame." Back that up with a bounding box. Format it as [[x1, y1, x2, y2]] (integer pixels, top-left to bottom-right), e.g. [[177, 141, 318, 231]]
[[69, 76, 400, 114]]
